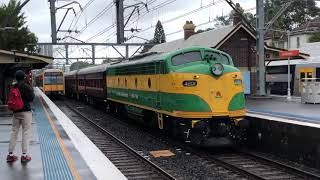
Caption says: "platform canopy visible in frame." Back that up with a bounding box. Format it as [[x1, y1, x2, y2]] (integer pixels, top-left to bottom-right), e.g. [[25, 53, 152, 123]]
[[0, 49, 53, 70], [0, 49, 53, 104]]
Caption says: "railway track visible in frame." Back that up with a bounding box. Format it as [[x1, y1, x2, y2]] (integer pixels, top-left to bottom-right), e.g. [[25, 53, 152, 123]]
[[59, 102, 176, 180], [57, 99, 320, 180], [200, 151, 320, 180]]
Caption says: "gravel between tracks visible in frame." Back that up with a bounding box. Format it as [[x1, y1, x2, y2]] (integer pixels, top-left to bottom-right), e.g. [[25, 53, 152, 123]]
[[56, 98, 320, 180], [56, 99, 246, 180]]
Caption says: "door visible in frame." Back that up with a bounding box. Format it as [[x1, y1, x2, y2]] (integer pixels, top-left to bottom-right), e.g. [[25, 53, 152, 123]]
[[298, 67, 314, 93]]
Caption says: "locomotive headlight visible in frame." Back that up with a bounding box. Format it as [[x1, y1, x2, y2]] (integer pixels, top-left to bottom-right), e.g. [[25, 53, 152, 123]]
[[211, 63, 224, 76], [234, 79, 242, 86]]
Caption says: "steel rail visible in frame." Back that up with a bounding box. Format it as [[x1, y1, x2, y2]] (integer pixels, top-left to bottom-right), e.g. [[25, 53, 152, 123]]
[[63, 102, 176, 180]]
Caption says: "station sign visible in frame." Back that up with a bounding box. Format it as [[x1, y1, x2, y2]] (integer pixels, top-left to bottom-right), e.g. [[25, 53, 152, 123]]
[[279, 50, 300, 58]]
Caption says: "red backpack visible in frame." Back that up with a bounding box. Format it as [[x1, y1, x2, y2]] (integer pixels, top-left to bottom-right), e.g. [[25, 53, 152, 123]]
[[7, 87, 24, 111]]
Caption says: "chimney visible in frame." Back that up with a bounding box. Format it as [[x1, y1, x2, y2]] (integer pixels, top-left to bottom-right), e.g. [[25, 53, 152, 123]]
[[183, 21, 195, 40], [232, 3, 242, 26]]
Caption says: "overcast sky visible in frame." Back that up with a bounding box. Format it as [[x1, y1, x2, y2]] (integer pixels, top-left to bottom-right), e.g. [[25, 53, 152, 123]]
[[1, 0, 317, 64]]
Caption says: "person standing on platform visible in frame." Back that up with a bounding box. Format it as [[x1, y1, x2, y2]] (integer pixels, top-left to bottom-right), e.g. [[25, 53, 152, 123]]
[[6, 70, 35, 163]]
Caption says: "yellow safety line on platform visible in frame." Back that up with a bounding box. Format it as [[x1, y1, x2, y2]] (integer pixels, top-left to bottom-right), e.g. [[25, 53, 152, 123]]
[[39, 97, 82, 180]]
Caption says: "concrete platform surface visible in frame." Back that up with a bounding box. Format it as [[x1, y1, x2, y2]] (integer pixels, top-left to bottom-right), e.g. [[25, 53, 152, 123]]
[[246, 95, 320, 123], [0, 88, 127, 180]]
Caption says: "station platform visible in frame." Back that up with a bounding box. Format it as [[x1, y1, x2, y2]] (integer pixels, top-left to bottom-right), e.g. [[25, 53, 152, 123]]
[[0, 88, 126, 180], [246, 95, 320, 124]]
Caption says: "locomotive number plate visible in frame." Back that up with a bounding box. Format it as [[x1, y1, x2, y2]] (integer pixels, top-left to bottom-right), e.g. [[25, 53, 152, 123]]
[[183, 80, 197, 87]]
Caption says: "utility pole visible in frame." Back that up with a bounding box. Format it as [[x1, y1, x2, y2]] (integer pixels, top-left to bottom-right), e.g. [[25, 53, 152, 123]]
[[287, 31, 291, 100], [92, 45, 95, 64], [115, 0, 125, 44], [257, 0, 266, 96], [65, 45, 69, 65], [49, 0, 57, 44]]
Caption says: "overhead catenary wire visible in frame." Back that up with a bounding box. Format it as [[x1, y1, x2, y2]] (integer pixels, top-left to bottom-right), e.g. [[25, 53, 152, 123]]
[[84, 0, 162, 43], [132, 0, 224, 36]]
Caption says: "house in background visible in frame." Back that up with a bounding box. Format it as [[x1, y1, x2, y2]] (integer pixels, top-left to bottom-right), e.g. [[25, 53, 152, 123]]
[[148, 13, 308, 95], [265, 17, 320, 49]]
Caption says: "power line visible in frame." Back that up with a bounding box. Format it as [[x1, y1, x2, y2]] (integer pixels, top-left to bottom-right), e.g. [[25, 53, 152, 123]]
[[85, 0, 161, 42], [77, 2, 114, 34], [133, 0, 224, 36]]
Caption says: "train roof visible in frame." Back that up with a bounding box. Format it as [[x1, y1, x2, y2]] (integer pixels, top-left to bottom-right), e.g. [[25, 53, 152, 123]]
[[64, 70, 77, 77], [108, 52, 167, 68], [108, 46, 230, 68], [78, 64, 109, 75], [44, 69, 63, 73]]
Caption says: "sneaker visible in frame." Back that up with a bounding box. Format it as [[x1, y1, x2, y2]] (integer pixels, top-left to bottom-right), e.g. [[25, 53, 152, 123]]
[[6, 155, 18, 162], [21, 155, 31, 163]]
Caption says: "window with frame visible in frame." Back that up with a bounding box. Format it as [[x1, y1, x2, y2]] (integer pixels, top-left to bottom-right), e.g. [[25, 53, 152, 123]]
[[171, 51, 201, 66]]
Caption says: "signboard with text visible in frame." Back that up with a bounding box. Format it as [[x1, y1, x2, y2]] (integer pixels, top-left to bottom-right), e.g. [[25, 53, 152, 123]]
[[279, 50, 300, 58]]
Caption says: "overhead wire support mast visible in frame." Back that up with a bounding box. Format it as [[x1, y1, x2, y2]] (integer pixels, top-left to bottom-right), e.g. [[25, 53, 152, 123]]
[[116, 0, 125, 44], [49, 0, 82, 44], [257, 0, 266, 96], [115, 0, 148, 43]]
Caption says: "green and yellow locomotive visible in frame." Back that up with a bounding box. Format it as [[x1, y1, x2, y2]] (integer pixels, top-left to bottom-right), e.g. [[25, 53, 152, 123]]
[[106, 47, 247, 146]]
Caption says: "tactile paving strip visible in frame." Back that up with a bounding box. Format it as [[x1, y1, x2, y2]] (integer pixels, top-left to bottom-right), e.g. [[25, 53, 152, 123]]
[[34, 97, 74, 180]]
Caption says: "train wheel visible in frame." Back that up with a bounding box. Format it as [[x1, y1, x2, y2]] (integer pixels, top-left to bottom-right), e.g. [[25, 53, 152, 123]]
[[107, 102, 116, 114]]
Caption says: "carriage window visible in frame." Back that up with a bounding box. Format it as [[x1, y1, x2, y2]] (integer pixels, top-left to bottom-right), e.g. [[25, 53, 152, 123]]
[[135, 78, 138, 88], [171, 51, 201, 66], [204, 51, 230, 65], [148, 78, 151, 88]]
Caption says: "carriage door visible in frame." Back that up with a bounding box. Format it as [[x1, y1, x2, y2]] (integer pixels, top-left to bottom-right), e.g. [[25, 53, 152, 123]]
[[298, 68, 314, 93], [156, 61, 164, 109]]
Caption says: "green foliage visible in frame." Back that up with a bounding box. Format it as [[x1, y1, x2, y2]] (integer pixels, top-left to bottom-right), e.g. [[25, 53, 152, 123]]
[[309, 32, 320, 42], [214, 15, 232, 27], [214, 0, 319, 31], [0, 0, 38, 52], [265, 0, 320, 30], [196, 28, 214, 33], [70, 61, 90, 71], [214, 3, 255, 27]]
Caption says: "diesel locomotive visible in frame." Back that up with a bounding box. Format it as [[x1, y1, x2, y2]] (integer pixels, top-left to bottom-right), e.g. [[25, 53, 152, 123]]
[[65, 47, 247, 146]]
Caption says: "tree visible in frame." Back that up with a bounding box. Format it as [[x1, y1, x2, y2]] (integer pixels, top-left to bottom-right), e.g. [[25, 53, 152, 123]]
[[69, 61, 90, 71], [153, 20, 166, 44], [309, 32, 320, 43], [265, 0, 320, 31], [0, 0, 38, 52], [214, 3, 255, 28], [141, 20, 166, 53], [214, 15, 232, 27]]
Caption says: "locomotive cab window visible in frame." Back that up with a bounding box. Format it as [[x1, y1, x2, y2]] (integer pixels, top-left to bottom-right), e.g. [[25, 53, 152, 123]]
[[204, 51, 230, 65], [171, 51, 201, 66], [44, 72, 64, 85]]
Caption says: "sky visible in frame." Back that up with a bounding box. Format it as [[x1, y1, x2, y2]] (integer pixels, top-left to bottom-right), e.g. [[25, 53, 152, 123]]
[[1, 0, 316, 65]]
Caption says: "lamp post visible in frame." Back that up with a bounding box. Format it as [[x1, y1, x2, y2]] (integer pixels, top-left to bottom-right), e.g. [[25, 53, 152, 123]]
[[286, 31, 291, 100]]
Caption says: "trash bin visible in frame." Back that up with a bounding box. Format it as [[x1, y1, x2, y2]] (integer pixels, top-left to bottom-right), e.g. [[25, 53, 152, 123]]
[[301, 78, 320, 104]]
